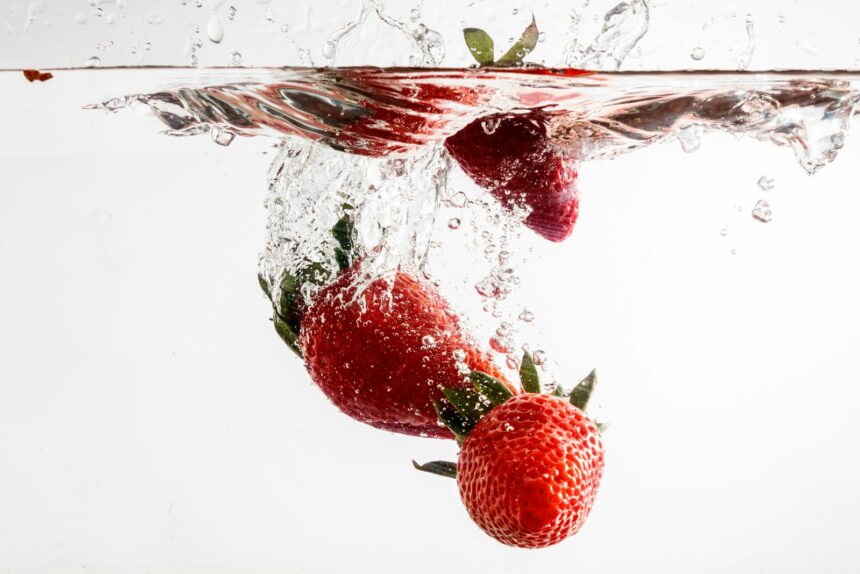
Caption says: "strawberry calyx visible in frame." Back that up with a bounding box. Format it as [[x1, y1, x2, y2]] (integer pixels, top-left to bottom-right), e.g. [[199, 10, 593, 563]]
[[259, 205, 357, 357], [463, 17, 540, 68], [414, 352, 604, 478]]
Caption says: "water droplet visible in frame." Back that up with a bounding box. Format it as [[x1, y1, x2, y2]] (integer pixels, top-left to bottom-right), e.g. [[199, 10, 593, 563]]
[[195, 0, 203, 7], [75, 12, 87, 24], [719, 225, 729, 237], [690, 46, 705, 60], [751, 199, 772, 223], [532, 350, 546, 365], [538, 31, 547, 42], [490, 336, 511, 354], [447, 191, 467, 208], [421, 334, 436, 347], [677, 125, 702, 153], [512, 8, 519, 15], [453, 349, 466, 362], [777, 14, 785, 24], [210, 127, 235, 146], [206, 15, 223, 43], [264, 7, 274, 22], [226, 5, 237, 20], [409, 7, 420, 22], [447, 218, 461, 230], [481, 118, 501, 135], [519, 309, 534, 322], [496, 322, 511, 337], [757, 176, 774, 191], [230, 51, 243, 65], [280, 24, 289, 33], [731, 248, 737, 255], [86, 56, 101, 67]]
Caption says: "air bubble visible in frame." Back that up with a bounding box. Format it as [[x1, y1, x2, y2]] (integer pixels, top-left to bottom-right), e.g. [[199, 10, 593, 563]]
[[506, 355, 518, 370], [481, 118, 501, 135], [447, 191, 467, 208], [757, 176, 774, 191], [719, 226, 728, 237], [421, 335, 436, 347], [211, 127, 235, 146], [751, 199, 772, 223], [207, 15, 223, 43], [490, 336, 512, 354], [230, 51, 243, 65], [690, 47, 705, 60], [448, 218, 461, 230], [453, 349, 466, 361], [519, 309, 534, 322]]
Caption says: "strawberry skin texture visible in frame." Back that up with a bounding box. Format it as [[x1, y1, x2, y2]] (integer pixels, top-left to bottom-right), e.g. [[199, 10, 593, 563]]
[[300, 266, 509, 438], [444, 111, 580, 242], [457, 393, 604, 548]]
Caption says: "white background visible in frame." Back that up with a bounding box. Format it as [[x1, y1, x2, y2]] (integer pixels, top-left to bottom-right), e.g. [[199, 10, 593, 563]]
[[2, 1, 860, 573]]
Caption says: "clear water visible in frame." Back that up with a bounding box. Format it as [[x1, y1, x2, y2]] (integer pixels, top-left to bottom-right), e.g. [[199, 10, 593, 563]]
[[3, 64, 860, 571]]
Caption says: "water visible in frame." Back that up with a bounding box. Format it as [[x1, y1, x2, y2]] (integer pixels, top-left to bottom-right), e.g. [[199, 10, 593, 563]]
[[84, 67, 860, 355], [4, 64, 860, 570]]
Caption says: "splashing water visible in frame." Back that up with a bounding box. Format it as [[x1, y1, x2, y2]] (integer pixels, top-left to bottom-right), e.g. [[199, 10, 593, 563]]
[[92, 68, 860, 329], [81, 0, 859, 375]]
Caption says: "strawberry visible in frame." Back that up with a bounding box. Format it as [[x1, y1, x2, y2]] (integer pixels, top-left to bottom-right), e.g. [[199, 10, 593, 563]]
[[444, 110, 580, 242], [260, 209, 512, 438], [443, 19, 582, 242], [415, 354, 605, 548]]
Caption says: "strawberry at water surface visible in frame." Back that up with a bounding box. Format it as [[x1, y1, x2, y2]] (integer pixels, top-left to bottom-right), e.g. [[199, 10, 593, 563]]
[[445, 110, 580, 242], [442, 18, 582, 242]]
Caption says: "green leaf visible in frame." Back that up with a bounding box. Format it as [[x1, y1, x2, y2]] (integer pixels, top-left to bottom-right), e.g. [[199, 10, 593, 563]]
[[469, 371, 514, 406], [331, 209, 354, 272], [432, 399, 472, 444], [443, 388, 491, 423], [497, 16, 539, 65], [519, 351, 541, 393], [273, 314, 303, 358], [551, 384, 567, 398], [412, 459, 457, 479], [463, 28, 495, 65], [569, 369, 597, 412], [277, 271, 304, 335], [258, 273, 272, 300]]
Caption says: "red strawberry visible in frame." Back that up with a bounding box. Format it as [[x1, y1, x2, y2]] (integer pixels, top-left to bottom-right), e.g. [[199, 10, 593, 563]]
[[415, 354, 605, 548], [457, 393, 604, 548], [301, 264, 511, 437], [444, 110, 580, 242], [440, 18, 581, 242], [260, 209, 512, 438]]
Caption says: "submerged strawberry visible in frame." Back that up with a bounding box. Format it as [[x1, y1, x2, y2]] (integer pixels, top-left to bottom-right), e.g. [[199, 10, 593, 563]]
[[415, 354, 606, 548], [444, 19, 581, 242], [445, 110, 579, 242], [261, 209, 511, 438]]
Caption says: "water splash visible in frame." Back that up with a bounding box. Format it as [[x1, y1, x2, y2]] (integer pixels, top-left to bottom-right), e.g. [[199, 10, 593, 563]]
[[564, 0, 650, 70], [94, 69, 860, 175]]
